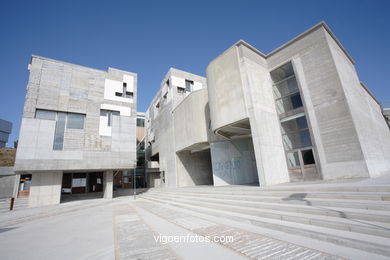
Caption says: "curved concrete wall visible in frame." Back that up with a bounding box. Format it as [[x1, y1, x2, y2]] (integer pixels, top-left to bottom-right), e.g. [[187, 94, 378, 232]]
[[173, 89, 209, 152], [206, 46, 248, 132]]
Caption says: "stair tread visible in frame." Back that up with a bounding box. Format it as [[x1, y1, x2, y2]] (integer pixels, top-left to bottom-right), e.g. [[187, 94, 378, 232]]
[[136, 199, 390, 260], [142, 194, 390, 232], [147, 190, 390, 205], [144, 193, 390, 216], [142, 195, 390, 248]]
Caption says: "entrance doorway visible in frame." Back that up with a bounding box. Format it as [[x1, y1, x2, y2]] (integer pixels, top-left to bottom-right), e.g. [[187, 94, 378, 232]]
[[61, 172, 104, 202], [18, 174, 32, 197]]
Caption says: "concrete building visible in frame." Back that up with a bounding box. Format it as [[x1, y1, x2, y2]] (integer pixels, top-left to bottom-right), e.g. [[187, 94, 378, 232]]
[[14, 55, 137, 207], [145, 22, 390, 188], [0, 119, 12, 148], [145, 68, 209, 187]]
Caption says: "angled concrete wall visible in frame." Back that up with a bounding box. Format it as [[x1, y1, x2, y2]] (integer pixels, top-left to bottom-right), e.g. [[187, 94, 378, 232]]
[[267, 26, 369, 180], [326, 33, 390, 178], [145, 68, 207, 188], [173, 89, 213, 187]]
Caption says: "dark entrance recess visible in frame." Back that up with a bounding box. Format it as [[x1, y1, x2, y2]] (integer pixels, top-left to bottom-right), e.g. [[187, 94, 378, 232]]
[[61, 172, 103, 195]]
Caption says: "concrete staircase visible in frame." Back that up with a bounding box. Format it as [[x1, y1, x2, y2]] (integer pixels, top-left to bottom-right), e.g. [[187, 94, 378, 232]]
[[0, 197, 28, 213], [140, 184, 390, 258]]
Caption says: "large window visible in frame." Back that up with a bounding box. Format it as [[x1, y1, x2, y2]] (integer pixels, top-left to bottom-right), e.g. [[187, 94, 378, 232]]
[[270, 62, 318, 180], [281, 114, 312, 150], [35, 109, 86, 150], [273, 76, 303, 115]]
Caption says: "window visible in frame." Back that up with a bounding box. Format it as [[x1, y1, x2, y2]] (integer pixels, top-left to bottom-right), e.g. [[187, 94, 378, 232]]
[[281, 115, 312, 150], [53, 112, 66, 150], [115, 82, 133, 99], [163, 92, 168, 99], [66, 113, 85, 129], [287, 152, 300, 168], [35, 110, 56, 120], [137, 118, 145, 127], [36, 109, 86, 150], [100, 110, 120, 126], [302, 149, 315, 165], [177, 87, 185, 93], [275, 93, 303, 115], [185, 80, 193, 92]]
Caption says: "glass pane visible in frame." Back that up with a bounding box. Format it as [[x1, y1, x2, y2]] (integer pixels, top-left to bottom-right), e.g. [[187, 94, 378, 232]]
[[283, 129, 312, 150], [273, 77, 299, 99], [185, 80, 193, 92], [66, 113, 85, 129], [275, 93, 303, 115], [281, 115, 308, 134], [302, 149, 315, 165], [137, 118, 145, 127], [286, 152, 300, 167], [109, 111, 120, 126], [291, 93, 303, 109], [36, 109, 56, 120], [53, 112, 66, 150], [299, 130, 312, 147]]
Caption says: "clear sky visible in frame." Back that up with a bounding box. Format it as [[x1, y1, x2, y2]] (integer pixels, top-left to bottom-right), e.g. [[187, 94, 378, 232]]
[[1, 0, 389, 146]]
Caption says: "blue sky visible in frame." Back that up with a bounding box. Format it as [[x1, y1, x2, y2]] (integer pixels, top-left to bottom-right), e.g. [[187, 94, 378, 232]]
[[0, 0, 389, 146]]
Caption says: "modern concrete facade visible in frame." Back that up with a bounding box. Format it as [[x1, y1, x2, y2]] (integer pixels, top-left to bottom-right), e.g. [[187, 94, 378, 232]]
[[14, 55, 137, 207], [145, 22, 390, 188], [145, 68, 209, 187], [0, 119, 12, 148]]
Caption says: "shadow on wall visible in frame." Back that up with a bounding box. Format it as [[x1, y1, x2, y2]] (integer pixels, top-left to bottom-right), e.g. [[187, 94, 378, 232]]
[[176, 149, 214, 186]]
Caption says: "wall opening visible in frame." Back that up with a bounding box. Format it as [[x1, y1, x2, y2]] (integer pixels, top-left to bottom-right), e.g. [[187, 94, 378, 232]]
[[270, 62, 321, 182], [60, 172, 104, 203]]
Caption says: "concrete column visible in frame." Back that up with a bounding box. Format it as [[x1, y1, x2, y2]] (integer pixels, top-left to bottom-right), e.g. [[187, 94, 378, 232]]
[[103, 170, 113, 199], [12, 173, 20, 198], [28, 171, 62, 207]]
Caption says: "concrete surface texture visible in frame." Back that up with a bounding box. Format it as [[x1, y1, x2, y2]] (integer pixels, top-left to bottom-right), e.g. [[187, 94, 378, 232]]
[[15, 55, 137, 173], [145, 68, 208, 188], [3, 179, 390, 259], [0, 168, 15, 199], [0, 119, 12, 148], [145, 21, 390, 189], [13, 55, 138, 207]]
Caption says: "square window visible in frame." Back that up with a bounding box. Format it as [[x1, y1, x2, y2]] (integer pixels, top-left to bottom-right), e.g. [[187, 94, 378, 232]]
[[177, 87, 185, 93]]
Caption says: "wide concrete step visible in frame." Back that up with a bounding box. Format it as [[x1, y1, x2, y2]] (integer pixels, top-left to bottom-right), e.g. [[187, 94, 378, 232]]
[[147, 189, 390, 201], [141, 195, 390, 257], [147, 190, 390, 211], [143, 193, 390, 238], [144, 192, 390, 223], [136, 199, 389, 260]]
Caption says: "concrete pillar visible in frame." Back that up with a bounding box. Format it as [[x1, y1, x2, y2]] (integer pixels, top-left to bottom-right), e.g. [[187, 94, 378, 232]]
[[103, 170, 113, 199], [28, 171, 62, 207], [12, 173, 20, 198]]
